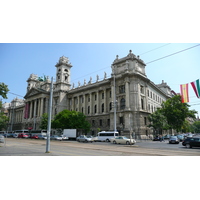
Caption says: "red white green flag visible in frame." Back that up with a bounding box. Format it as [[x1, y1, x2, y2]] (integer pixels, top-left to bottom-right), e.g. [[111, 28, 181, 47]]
[[190, 79, 200, 98], [180, 84, 189, 103]]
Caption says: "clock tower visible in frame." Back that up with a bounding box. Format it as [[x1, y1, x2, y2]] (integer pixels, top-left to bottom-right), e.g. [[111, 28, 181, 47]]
[[55, 56, 72, 91]]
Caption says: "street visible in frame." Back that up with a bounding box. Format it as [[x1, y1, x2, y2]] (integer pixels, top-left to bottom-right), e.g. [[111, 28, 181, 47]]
[[0, 138, 200, 156]]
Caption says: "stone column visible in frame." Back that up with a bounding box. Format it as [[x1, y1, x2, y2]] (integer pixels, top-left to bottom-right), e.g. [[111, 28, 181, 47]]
[[29, 101, 33, 119], [104, 89, 107, 113], [33, 99, 37, 118], [40, 98, 44, 116], [37, 99, 40, 117], [125, 79, 130, 110], [96, 91, 99, 114]]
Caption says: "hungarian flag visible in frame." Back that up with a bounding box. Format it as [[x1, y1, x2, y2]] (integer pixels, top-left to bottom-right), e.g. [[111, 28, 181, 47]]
[[190, 79, 200, 98], [180, 84, 189, 103]]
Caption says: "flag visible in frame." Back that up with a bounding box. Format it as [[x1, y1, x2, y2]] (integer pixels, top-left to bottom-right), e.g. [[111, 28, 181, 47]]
[[190, 79, 200, 98], [24, 103, 29, 119], [180, 84, 189, 103]]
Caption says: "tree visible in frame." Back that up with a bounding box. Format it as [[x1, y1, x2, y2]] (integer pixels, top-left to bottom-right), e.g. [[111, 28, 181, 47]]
[[39, 113, 48, 130], [0, 82, 9, 99], [148, 108, 169, 135], [51, 110, 91, 133], [161, 95, 197, 132], [0, 101, 9, 130], [190, 120, 200, 133]]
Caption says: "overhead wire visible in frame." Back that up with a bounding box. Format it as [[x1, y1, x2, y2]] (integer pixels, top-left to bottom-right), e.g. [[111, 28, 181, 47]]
[[71, 43, 173, 82], [146, 44, 200, 64]]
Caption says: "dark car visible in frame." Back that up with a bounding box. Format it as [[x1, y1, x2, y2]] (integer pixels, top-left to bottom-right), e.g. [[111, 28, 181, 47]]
[[182, 137, 200, 148], [153, 136, 160, 141], [169, 136, 179, 144]]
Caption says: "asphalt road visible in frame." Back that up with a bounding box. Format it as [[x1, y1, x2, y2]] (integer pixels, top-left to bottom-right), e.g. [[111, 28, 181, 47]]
[[0, 138, 200, 156]]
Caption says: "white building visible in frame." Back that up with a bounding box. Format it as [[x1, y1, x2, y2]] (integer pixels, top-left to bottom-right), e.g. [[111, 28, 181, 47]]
[[7, 51, 172, 138]]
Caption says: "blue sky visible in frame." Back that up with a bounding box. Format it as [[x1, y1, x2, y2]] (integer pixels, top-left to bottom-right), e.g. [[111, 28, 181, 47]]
[[0, 43, 200, 115]]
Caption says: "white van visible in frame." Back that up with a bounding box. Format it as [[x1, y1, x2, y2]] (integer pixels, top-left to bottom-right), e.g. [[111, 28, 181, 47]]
[[95, 131, 119, 142]]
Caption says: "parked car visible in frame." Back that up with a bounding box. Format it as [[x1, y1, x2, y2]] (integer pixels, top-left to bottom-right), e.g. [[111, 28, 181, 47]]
[[38, 135, 47, 139], [30, 135, 39, 139], [163, 134, 171, 139], [50, 135, 62, 141], [18, 133, 29, 138], [60, 135, 68, 140], [182, 137, 200, 148], [13, 133, 18, 138], [3, 133, 13, 138], [169, 136, 179, 144], [110, 136, 136, 145], [0, 135, 5, 143], [153, 136, 160, 141], [176, 134, 184, 142], [76, 135, 93, 142]]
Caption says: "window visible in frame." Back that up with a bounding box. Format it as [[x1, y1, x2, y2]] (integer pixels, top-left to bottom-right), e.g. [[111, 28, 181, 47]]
[[92, 120, 95, 126], [120, 98, 125, 110], [119, 85, 125, 93], [144, 117, 147, 125], [94, 105, 97, 113], [88, 106, 90, 114], [100, 119, 102, 126], [95, 94, 97, 101], [107, 119, 110, 126], [140, 85, 144, 94], [141, 98, 144, 109], [102, 92, 104, 99], [102, 103, 104, 113], [119, 116, 124, 124], [109, 102, 112, 111]]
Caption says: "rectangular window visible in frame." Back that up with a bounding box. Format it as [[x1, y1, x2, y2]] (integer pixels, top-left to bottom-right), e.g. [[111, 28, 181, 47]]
[[119, 85, 125, 93]]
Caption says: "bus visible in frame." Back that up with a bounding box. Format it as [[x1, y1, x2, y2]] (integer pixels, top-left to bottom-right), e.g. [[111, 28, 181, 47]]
[[95, 131, 119, 142], [30, 130, 47, 136]]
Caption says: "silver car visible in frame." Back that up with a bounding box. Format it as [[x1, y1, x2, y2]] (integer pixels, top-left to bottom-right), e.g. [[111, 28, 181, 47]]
[[0, 134, 5, 143], [76, 135, 93, 142], [110, 136, 136, 145], [50, 135, 62, 141]]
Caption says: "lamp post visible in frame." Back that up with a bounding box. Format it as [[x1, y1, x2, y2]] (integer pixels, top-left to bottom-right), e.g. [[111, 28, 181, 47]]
[[113, 73, 117, 132], [46, 77, 53, 153]]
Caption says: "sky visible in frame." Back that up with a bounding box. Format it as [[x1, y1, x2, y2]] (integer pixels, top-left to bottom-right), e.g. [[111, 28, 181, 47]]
[[1, 43, 200, 115]]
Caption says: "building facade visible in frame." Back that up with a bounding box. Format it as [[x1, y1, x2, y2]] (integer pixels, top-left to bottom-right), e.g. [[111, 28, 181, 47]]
[[7, 51, 172, 138]]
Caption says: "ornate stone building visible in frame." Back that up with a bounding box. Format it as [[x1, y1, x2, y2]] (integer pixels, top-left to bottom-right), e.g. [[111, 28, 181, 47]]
[[7, 51, 172, 138]]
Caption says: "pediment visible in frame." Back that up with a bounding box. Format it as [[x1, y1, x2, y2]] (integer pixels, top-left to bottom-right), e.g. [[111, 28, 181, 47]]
[[24, 88, 49, 99]]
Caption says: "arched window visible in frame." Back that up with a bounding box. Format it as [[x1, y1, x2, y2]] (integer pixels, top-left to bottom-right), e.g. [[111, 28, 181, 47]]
[[120, 98, 125, 110]]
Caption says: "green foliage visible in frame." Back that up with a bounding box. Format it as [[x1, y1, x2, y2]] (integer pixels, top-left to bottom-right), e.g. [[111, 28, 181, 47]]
[[0, 101, 9, 130], [51, 109, 91, 133], [148, 108, 169, 134], [190, 120, 200, 133], [161, 95, 197, 132], [39, 113, 48, 130], [148, 95, 197, 133], [0, 82, 9, 99]]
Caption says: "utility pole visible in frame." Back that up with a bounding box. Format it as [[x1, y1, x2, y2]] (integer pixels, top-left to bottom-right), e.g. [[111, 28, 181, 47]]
[[46, 77, 53, 153], [113, 73, 117, 132]]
